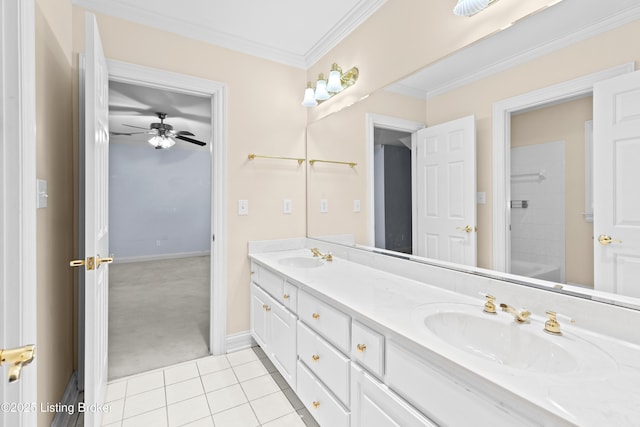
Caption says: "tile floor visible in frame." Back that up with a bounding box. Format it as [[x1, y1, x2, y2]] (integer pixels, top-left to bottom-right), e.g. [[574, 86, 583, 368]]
[[69, 347, 320, 427]]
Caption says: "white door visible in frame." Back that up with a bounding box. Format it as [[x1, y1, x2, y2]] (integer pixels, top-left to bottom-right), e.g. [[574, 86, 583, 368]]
[[1, 0, 37, 425], [593, 71, 640, 297], [414, 115, 476, 266], [76, 12, 111, 426]]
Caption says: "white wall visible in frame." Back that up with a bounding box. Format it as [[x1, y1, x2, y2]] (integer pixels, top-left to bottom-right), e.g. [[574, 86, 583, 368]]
[[109, 142, 211, 260], [510, 141, 565, 282]]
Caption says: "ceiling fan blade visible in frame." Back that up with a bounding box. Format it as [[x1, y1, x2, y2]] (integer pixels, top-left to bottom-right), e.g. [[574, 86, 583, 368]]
[[110, 131, 147, 136], [122, 124, 151, 130], [175, 135, 206, 146], [176, 130, 195, 136]]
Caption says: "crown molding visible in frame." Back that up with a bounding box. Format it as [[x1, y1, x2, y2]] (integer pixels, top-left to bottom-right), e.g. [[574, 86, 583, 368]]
[[73, 0, 386, 70], [304, 0, 387, 68]]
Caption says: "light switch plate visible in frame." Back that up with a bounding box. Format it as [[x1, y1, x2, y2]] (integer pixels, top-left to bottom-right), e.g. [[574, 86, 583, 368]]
[[37, 179, 48, 209], [320, 199, 329, 213], [238, 199, 249, 215], [283, 199, 292, 214], [476, 192, 486, 205]]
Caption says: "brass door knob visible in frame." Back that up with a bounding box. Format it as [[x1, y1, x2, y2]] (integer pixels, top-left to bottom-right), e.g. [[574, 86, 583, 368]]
[[456, 225, 475, 233], [312, 313, 320, 320], [357, 344, 367, 352], [312, 354, 320, 362], [312, 401, 320, 409], [598, 234, 622, 246]]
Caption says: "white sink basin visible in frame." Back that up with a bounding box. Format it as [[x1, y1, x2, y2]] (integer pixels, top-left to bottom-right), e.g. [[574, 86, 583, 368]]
[[412, 303, 616, 375], [278, 256, 325, 269]]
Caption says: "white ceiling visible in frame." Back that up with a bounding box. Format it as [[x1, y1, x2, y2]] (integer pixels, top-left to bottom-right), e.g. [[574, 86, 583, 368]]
[[73, 0, 387, 69]]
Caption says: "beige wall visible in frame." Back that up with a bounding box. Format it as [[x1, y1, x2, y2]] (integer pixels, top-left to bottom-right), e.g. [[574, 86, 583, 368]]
[[70, 8, 308, 337], [35, 0, 75, 426], [511, 96, 594, 287], [427, 19, 640, 270], [307, 90, 425, 241]]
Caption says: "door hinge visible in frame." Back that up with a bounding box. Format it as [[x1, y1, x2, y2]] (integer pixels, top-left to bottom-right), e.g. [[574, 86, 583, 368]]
[[212, 234, 215, 242]]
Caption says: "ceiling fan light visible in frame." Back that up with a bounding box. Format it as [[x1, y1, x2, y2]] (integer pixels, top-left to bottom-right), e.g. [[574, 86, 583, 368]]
[[453, 0, 489, 16], [148, 135, 163, 147], [159, 136, 175, 149], [314, 74, 330, 101], [301, 82, 318, 107]]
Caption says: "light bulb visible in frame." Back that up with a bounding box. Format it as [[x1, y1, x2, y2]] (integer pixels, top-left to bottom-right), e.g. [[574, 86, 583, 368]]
[[301, 82, 318, 107], [453, 0, 489, 16], [326, 64, 343, 93], [314, 74, 330, 101], [148, 135, 163, 147]]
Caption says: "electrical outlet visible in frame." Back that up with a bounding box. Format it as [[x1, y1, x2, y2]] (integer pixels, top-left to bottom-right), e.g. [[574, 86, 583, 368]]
[[238, 199, 249, 215], [320, 199, 329, 213], [283, 199, 292, 214], [353, 199, 361, 212], [476, 192, 486, 205]]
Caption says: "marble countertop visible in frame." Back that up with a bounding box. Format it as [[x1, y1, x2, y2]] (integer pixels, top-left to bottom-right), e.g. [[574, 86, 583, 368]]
[[249, 248, 640, 426]]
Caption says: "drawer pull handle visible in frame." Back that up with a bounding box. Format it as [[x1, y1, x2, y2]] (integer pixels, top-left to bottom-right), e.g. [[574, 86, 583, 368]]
[[283, 294, 290, 299], [262, 304, 271, 312], [312, 313, 320, 319], [357, 343, 367, 352], [312, 354, 320, 362], [312, 401, 320, 409]]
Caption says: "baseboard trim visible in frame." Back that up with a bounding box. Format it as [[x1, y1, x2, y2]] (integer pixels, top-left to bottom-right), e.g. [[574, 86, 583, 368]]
[[115, 251, 210, 264], [51, 371, 80, 427], [226, 331, 256, 353]]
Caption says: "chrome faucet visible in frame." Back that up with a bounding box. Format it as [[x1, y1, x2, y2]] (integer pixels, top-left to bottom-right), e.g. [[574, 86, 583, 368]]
[[499, 303, 530, 323]]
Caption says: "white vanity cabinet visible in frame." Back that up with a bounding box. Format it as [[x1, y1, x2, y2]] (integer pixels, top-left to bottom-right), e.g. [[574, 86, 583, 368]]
[[351, 363, 436, 427], [250, 267, 297, 389]]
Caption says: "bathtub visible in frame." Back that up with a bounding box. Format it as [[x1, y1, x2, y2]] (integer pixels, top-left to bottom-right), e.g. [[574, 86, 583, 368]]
[[510, 259, 561, 282]]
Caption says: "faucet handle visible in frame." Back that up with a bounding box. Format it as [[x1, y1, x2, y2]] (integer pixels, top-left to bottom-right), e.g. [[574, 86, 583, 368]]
[[310, 248, 321, 257], [544, 311, 575, 336], [479, 293, 497, 314]]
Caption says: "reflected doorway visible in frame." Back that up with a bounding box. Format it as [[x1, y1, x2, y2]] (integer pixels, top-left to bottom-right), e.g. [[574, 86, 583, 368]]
[[374, 127, 413, 253]]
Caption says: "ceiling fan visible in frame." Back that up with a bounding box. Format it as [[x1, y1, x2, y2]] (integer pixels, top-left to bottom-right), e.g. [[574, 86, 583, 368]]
[[111, 112, 207, 149]]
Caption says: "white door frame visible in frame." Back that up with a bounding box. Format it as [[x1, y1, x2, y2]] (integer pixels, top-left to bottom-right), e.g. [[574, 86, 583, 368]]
[[0, 0, 38, 425], [106, 60, 228, 355], [365, 114, 425, 249], [492, 63, 634, 273]]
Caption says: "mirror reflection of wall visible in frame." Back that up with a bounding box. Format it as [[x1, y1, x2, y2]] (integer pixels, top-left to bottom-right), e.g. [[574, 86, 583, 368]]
[[510, 96, 593, 287]]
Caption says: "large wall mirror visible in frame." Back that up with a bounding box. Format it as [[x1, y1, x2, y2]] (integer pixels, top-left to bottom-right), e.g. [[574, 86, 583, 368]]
[[306, 0, 640, 309]]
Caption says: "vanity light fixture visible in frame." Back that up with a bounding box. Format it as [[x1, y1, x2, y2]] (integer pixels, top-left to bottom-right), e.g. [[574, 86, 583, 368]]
[[301, 63, 359, 107], [453, 0, 499, 17], [148, 135, 176, 149]]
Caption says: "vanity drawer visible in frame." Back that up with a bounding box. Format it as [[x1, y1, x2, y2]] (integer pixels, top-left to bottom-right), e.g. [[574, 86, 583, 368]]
[[298, 321, 350, 406], [298, 290, 350, 353], [257, 266, 285, 299], [281, 281, 298, 312], [351, 320, 384, 377], [297, 360, 349, 427], [386, 340, 535, 427]]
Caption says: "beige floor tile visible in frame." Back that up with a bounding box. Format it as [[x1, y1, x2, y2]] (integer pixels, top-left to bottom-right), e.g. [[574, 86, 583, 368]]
[[201, 368, 238, 392], [240, 374, 280, 401], [206, 383, 248, 414], [212, 403, 259, 427], [250, 391, 296, 424], [226, 348, 259, 366], [165, 377, 205, 405], [125, 371, 164, 396], [232, 360, 268, 382], [167, 395, 210, 427], [262, 412, 307, 427], [164, 362, 200, 386], [122, 407, 167, 427], [197, 355, 231, 375], [123, 387, 166, 419]]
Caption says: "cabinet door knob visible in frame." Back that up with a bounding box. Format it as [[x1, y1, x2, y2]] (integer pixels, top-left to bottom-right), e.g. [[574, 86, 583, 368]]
[[283, 294, 290, 299], [312, 401, 320, 409], [312, 313, 320, 320], [357, 343, 367, 352], [312, 354, 320, 362], [262, 304, 271, 312]]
